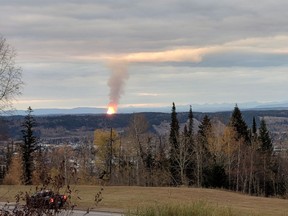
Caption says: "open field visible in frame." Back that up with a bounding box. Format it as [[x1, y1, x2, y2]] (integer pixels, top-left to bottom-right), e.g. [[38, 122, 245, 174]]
[[0, 185, 287, 215]]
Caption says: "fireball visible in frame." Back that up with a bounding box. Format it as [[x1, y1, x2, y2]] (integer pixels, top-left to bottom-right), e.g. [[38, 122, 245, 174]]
[[107, 106, 116, 115]]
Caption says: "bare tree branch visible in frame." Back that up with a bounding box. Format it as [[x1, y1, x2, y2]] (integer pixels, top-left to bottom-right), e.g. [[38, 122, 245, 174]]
[[0, 35, 23, 111]]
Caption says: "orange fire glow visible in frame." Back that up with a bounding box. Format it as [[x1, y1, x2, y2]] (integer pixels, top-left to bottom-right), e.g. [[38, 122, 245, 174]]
[[107, 106, 116, 115]]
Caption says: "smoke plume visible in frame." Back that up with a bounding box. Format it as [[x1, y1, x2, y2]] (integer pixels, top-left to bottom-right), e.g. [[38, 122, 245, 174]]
[[104, 46, 220, 111], [107, 61, 129, 111]]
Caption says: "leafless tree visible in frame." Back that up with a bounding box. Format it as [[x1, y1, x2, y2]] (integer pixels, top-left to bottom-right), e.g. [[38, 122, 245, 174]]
[[127, 114, 149, 185], [0, 36, 23, 111]]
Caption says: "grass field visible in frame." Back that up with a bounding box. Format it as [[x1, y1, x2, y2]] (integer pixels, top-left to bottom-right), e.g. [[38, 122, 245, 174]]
[[0, 185, 287, 215]]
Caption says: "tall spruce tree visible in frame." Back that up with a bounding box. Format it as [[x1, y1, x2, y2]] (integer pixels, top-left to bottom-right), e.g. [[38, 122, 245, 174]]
[[251, 116, 258, 142], [20, 106, 39, 185], [169, 102, 181, 185], [252, 117, 257, 135], [196, 115, 213, 187], [258, 118, 272, 152], [185, 105, 195, 185], [258, 118, 274, 196], [188, 105, 193, 138], [198, 115, 212, 139], [230, 105, 250, 143]]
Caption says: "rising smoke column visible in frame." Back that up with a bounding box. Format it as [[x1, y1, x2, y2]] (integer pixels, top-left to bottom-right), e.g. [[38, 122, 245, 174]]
[[105, 46, 210, 113], [107, 61, 129, 112]]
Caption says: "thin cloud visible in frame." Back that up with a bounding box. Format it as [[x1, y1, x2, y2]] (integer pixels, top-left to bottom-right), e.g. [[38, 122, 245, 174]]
[[137, 93, 162, 97], [73, 35, 288, 65]]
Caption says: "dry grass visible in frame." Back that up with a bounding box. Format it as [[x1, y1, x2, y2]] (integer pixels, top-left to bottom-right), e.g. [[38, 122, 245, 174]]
[[0, 185, 288, 215]]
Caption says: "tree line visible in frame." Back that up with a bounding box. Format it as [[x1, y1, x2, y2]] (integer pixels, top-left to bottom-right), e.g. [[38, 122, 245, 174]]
[[94, 103, 288, 197], [168, 103, 283, 196]]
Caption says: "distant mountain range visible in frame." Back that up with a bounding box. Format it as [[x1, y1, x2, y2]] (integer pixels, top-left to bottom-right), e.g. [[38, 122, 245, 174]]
[[10, 101, 288, 116]]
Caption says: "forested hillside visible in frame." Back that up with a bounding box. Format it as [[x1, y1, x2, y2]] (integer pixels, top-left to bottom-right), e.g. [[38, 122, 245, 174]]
[[2, 109, 288, 147]]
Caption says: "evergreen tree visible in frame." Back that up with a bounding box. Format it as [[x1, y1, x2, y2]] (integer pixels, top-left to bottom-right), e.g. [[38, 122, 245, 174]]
[[185, 105, 195, 185], [258, 118, 274, 196], [199, 115, 228, 188], [169, 102, 181, 185], [196, 115, 213, 187], [169, 102, 179, 149], [188, 105, 193, 138], [198, 115, 212, 139], [250, 116, 257, 141], [258, 118, 272, 152], [20, 106, 39, 185], [252, 117, 257, 135], [229, 105, 250, 143]]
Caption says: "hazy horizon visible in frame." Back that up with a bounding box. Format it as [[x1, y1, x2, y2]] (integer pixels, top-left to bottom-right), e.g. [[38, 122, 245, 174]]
[[9, 100, 288, 116]]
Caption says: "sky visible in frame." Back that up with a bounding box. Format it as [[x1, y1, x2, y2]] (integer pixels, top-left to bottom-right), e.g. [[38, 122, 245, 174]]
[[1, 0, 288, 112]]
